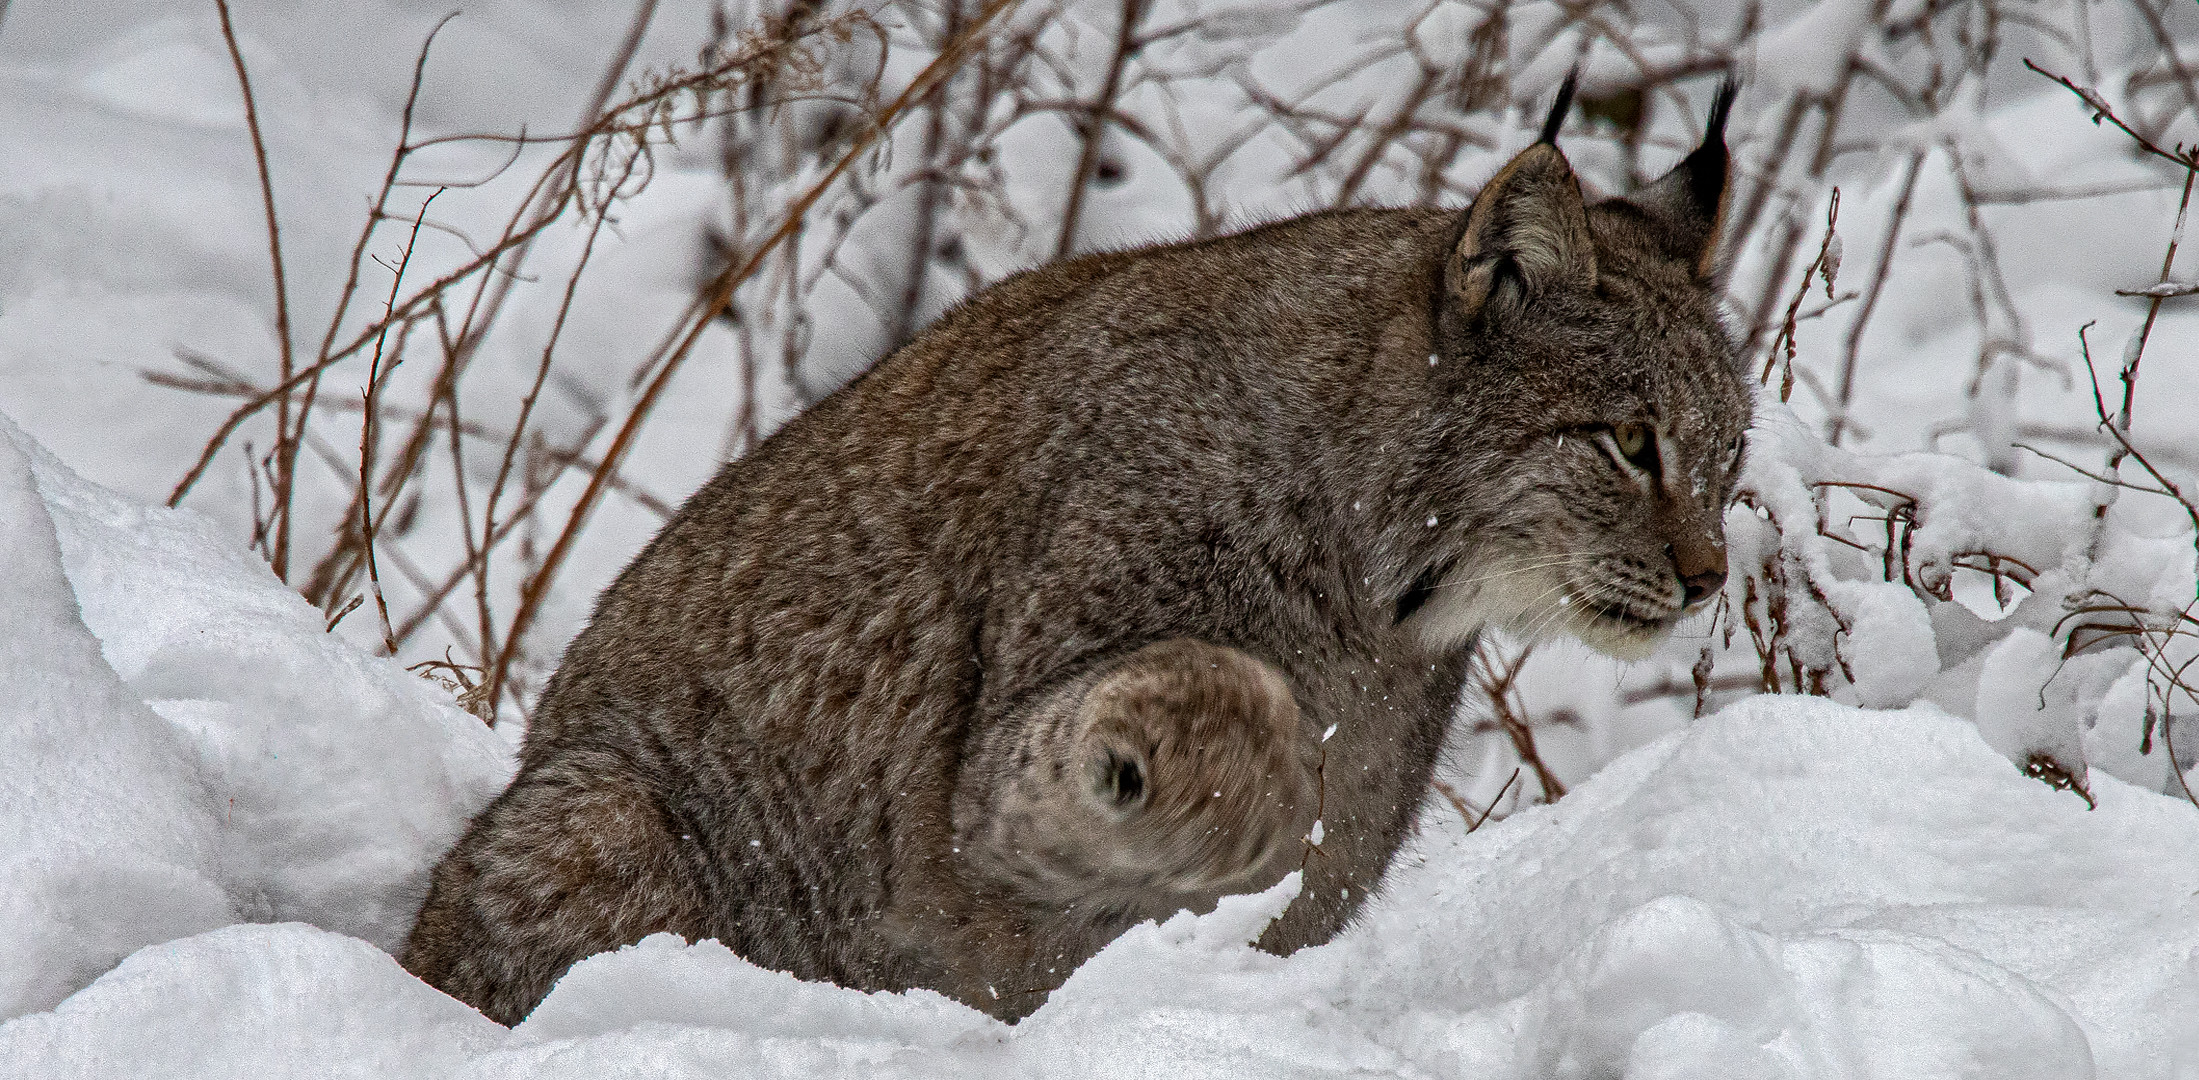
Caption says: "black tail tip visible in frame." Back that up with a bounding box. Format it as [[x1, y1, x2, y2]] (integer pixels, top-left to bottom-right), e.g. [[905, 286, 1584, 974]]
[[1538, 68, 1581, 146]]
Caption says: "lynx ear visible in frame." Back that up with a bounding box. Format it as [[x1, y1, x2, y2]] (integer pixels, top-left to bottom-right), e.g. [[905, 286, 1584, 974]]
[[1625, 76, 1738, 279], [1446, 76, 1597, 324]]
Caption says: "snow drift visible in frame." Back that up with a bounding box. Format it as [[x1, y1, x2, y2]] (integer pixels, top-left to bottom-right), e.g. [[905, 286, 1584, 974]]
[[0, 411, 510, 1019], [3, 413, 2196, 1078]]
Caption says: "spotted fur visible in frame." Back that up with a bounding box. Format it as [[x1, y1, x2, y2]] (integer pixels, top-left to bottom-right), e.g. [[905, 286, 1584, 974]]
[[402, 78, 1753, 1024]]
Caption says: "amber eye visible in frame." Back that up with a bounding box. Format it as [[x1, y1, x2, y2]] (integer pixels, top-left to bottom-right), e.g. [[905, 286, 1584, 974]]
[[1612, 422, 1658, 472]]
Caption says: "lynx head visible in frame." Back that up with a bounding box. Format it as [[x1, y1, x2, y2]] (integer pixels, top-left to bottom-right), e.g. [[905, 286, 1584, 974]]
[[1403, 76, 1752, 660]]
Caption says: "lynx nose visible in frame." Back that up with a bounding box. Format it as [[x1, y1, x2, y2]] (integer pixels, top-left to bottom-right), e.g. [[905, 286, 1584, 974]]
[[1669, 539, 1727, 608], [1680, 567, 1726, 607]]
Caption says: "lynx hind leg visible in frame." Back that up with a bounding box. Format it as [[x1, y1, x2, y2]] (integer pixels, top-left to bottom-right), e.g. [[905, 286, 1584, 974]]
[[401, 750, 709, 1026], [965, 639, 1319, 910]]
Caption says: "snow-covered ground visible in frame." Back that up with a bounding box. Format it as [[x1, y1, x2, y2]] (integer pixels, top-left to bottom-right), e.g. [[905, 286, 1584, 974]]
[[6, 415, 2197, 1076], [6, 0, 2199, 1074]]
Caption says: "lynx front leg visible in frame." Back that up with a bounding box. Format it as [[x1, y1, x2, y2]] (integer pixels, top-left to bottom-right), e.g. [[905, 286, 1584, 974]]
[[955, 639, 1319, 920]]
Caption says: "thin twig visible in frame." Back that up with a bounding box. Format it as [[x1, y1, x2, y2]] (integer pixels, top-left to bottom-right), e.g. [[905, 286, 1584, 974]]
[[1056, 0, 1146, 259], [1762, 187, 1841, 399], [482, 0, 1030, 712], [360, 190, 440, 655], [165, 13, 836, 509], [1828, 151, 1921, 446], [1468, 769, 1520, 832], [2025, 58, 2199, 170], [1473, 639, 1567, 802], [213, 0, 299, 578]]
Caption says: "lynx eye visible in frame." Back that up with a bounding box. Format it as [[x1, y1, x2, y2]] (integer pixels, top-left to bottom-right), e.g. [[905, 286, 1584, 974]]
[[1609, 422, 1659, 475]]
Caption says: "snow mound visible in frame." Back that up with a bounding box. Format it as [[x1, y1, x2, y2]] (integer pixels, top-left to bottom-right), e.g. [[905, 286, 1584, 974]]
[[0, 412, 510, 1020], [0, 416, 232, 1019], [2, 417, 2197, 1077]]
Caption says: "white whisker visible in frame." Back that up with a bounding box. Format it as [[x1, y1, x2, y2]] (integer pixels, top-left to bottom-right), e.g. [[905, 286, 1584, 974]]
[[1429, 552, 1597, 593], [1505, 574, 1588, 644]]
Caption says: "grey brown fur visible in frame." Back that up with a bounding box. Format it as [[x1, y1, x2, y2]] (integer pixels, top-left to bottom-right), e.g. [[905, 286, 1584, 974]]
[[402, 78, 1753, 1025]]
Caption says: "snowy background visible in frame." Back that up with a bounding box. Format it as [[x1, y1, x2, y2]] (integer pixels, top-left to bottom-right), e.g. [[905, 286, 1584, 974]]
[[5, 0, 2199, 1075]]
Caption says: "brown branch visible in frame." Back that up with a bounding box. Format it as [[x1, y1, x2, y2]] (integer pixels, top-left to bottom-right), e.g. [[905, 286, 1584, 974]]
[[164, 13, 840, 513], [885, 0, 970, 351], [1432, 769, 1520, 835], [1468, 769, 1519, 831], [441, 0, 667, 397], [360, 190, 440, 656], [1056, 0, 1146, 259], [1828, 151, 1922, 446], [1620, 672, 1765, 708], [1330, 63, 1440, 208], [1739, 71, 1867, 356], [170, 12, 456, 509], [1762, 187, 1842, 398], [2072, 326, 2199, 545], [2024, 59, 2199, 170], [213, 0, 299, 578], [1473, 639, 1567, 802], [2115, 163, 2197, 435], [482, 0, 1031, 712], [2015, 441, 2177, 498], [2161, 698, 2199, 811]]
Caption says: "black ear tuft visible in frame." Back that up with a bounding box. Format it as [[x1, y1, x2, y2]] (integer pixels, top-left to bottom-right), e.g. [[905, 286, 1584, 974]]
[[1538, 69, 1581, 146], [1682, 75, 1739, 219], [1625, 74, 1739, 279], [1705, 74, 1738, 143]]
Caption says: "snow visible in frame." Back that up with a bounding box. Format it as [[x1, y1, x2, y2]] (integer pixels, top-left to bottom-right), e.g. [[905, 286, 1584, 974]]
[[1971, 628, 2131, 782], [5, 414, 513, 958], [4, 418, 2198, 1076], [5, 0, 2199, 1072], [1752, 0, 1875, 97], [1817, 578, 1938, 708], [0, 409, 508, 1027], [1711, 399, 2199, 795], [0, 416, 232, 1020]]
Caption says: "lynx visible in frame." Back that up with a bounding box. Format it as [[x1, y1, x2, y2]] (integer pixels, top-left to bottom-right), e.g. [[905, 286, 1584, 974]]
[[402, 76, 1752, 1025]]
